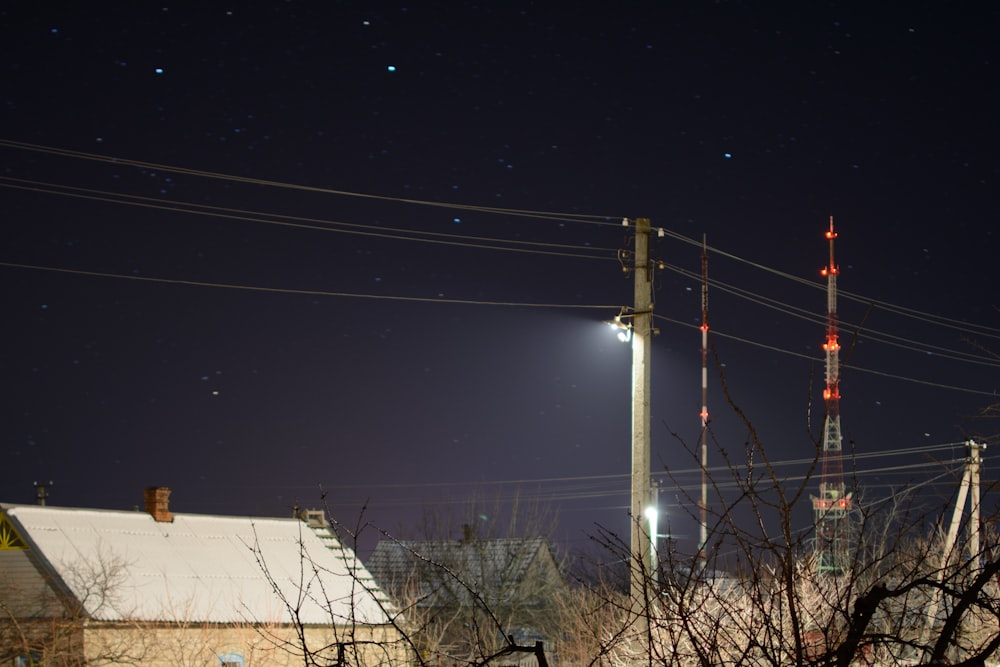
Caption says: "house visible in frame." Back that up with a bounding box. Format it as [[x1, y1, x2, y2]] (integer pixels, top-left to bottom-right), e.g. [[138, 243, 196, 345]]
[[0, 487, 405, 666], [366, 530, 568, 663]]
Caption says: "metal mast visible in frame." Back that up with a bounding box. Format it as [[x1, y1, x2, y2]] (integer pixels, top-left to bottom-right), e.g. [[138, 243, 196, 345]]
[[811, 216, 852, 574], [698, 234, 709, 565]]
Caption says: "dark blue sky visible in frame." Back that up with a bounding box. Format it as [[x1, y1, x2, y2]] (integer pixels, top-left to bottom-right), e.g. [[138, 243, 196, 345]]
[[2, 2, 998, 557]]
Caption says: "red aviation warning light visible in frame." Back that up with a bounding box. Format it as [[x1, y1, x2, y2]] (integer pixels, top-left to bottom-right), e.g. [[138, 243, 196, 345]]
[[814, 496, 850, 510], [822, 217, 840, 276]]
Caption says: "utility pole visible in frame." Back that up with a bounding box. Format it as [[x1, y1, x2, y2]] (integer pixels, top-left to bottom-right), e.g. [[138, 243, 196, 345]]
[[607, 217, 656, 648], [629, 217, 654, 639], [921, 440, 985, 656]]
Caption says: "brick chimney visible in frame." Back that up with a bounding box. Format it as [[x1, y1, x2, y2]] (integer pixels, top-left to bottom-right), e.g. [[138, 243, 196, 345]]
[[144, 486, 174, 523]]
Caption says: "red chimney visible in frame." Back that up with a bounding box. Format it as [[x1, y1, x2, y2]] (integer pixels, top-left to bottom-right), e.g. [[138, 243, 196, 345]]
[[144, 486, 174, 523]]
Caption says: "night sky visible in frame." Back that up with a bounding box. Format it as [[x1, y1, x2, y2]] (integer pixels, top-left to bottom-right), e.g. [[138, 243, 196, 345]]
[[2, 3, 998, 558]]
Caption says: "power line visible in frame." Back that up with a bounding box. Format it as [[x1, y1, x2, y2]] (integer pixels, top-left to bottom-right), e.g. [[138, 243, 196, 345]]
[[665, 263, 1000, 366], [659, 227, 1000, 339], [0, 177, 618, 261], [264, 439, 969, 495], [7, 138, 997, 343], [669, 266, 1000, 366], [6, 140, 997, 341], [654, 314, 1000, 398], [249, 455, 971, 515], [0, 139, 624, 226], [1, 259, 993, 401], [6, 175, 993, 373], [4, 140, 997, 399], [0, 261, 620, 310]]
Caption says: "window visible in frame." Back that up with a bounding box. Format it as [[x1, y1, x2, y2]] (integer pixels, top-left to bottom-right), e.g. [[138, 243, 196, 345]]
[[15, 654, 42, 667], [219, 653, 244, 667]]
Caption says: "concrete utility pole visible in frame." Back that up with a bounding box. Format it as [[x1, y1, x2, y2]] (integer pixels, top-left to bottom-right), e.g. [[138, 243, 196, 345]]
[[629, 217, 654, 626], [920, 439, 985, 657]]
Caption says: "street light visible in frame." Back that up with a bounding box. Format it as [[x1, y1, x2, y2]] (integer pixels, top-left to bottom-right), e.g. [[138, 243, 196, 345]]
[[644, 505, 659, 570], [644, 476, 675, 581], [606, 309, 633, 342]]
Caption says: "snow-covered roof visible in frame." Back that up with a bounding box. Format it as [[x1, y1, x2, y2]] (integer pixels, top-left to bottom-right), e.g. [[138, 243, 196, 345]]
[[1, 503, 391, 626]]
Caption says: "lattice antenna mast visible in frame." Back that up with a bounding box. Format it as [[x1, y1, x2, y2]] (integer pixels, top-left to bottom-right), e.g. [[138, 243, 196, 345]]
[[698, 234, 710, 565], [812, 216, 852, 574]]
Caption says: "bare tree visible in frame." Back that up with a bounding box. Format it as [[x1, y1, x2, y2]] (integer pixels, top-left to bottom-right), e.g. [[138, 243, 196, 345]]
[[0, 548, 155, 666], [365, 492, 569, 667], [554, 422, 998, 667]]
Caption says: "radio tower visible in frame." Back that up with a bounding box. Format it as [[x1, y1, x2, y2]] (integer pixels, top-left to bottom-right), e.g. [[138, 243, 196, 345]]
[[698, 234, 710, 567], [811, 216, 852, 574]]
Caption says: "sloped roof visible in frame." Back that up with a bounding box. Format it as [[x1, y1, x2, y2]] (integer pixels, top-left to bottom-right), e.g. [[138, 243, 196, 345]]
[[367, 537, 559, 607], [298, 509, 395, 612], [1, 503, 391, 626]]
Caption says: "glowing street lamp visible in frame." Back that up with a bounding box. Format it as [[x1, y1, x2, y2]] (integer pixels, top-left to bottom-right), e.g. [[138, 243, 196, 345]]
[[606, 309, 633, 342], [644, 505, 659, 568]]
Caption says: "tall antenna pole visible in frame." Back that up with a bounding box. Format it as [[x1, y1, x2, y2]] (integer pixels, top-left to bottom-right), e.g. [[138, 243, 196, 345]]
[[812, 216, 852, 574], [698, 234, 709, 566]]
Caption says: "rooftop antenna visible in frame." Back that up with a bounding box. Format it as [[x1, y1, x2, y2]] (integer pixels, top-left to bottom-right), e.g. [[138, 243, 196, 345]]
[[34, 480, 53, 506]]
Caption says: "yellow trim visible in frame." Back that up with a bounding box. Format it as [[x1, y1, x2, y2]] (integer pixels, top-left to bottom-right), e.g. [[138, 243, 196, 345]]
[[0, 513, 27, 550]]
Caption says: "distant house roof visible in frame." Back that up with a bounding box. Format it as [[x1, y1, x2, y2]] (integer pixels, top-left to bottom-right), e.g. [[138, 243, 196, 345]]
[[0, 502, 391, 626], [367, 536, 562, 608]]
